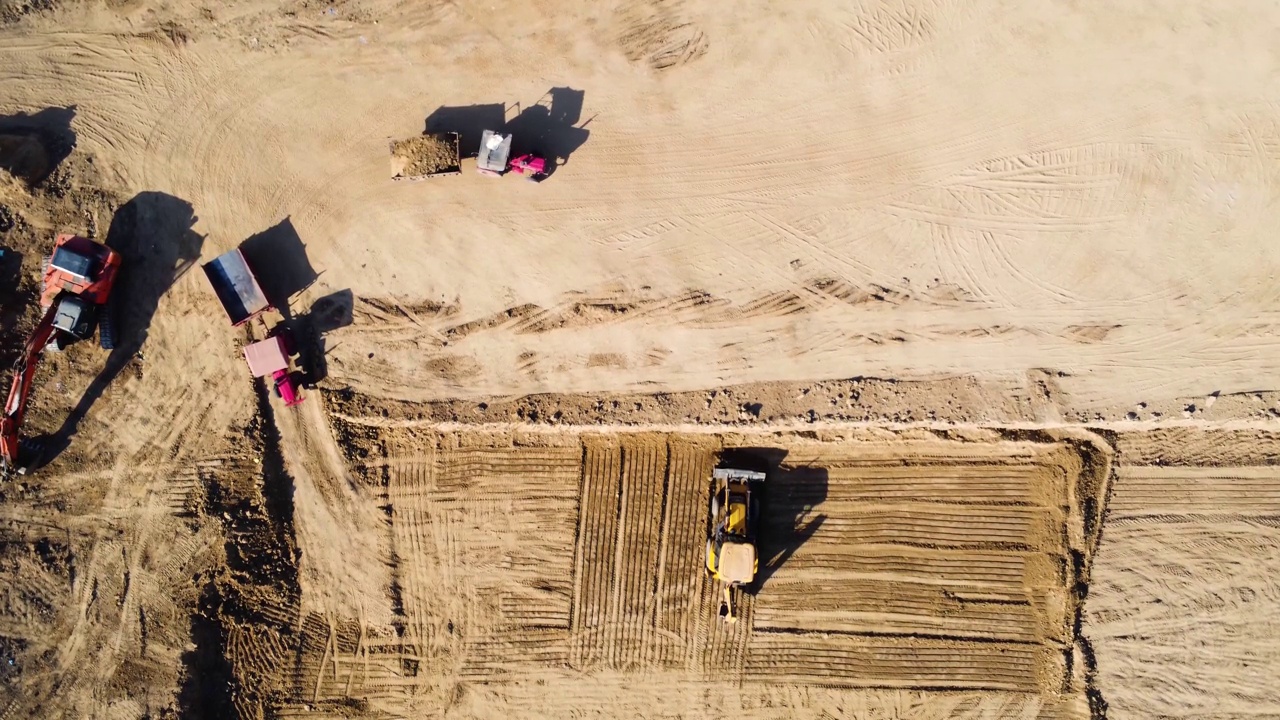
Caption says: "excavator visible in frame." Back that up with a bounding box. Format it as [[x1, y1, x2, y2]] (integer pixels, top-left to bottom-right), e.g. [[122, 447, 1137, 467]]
[[0, 234, 121, 473]]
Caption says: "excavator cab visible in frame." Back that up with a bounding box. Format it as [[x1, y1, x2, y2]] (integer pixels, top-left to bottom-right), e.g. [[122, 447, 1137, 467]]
[[42, 235, 120, 351], [51, 295, 96, 340], [706, 467, 765, 623]]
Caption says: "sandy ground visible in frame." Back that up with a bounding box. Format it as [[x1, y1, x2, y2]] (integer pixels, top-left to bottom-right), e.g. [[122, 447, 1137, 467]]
[[0, 0, 1278, 718]]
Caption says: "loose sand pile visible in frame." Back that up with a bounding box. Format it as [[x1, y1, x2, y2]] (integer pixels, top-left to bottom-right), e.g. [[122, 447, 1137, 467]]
[[389, 133, 458, 178]]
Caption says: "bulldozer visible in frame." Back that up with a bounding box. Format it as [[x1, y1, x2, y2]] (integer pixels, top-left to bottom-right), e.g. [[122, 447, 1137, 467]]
[[705, 466, 765, 623]]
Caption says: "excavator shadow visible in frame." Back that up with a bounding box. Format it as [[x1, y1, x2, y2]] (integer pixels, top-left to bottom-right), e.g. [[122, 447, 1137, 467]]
[[35, 192, 204, 468], [0, 106, 76, 186]]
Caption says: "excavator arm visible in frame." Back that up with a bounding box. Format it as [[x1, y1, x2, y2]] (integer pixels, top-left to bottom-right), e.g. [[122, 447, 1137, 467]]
[[0, 303, 60, 470]]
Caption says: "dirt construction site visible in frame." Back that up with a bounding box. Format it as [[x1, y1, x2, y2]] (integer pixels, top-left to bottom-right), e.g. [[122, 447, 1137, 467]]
[[1, 0, 1280, 718]]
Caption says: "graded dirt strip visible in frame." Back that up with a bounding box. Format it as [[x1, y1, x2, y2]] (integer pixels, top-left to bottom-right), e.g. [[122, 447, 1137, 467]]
[[279, 427, 1104, 718], [569, 437, 622, 671], [658, 436, 717, 671], [1087, 464, 1280, 718], [744, 438, 1076, 690]]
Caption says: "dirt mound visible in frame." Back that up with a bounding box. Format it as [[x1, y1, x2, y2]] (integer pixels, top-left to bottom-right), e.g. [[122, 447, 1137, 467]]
[[0, 133, 50, 185], [322, 376, 1029, 434], [0, 0, 58, 24], [389, 134, 458, 178]]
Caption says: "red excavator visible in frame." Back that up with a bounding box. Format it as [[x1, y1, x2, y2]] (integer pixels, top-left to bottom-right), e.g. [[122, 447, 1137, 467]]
[[0, 234, 121, 473]]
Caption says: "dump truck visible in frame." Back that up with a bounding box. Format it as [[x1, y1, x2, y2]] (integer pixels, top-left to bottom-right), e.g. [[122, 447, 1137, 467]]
[[202, 245, 305, 406], [509, 153, 548, 180], [389, 131, 462, 181], [706, 467, 765, 623], [202, 247, 271, 326]]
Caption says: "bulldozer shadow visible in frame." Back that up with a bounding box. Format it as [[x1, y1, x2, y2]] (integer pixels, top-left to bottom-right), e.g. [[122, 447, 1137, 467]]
[[39, 192, 204, 467], [752, 462, 828, 594]]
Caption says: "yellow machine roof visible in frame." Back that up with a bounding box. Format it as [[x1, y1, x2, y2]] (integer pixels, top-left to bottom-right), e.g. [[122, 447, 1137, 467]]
[[718, 541, 756, 584]]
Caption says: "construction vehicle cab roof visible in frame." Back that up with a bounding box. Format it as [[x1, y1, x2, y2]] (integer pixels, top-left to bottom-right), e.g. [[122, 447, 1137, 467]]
[[477, 129, 512, 173], [51, 245, 94, 280], [244, 336, 290, 378], [716, 540, 756, 584]]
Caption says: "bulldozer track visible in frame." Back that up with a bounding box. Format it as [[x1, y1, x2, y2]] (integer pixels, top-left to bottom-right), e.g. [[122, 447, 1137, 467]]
[[654, 438, 715, 668], [570, 438, 622, 669], [607, 437, 668, 669]]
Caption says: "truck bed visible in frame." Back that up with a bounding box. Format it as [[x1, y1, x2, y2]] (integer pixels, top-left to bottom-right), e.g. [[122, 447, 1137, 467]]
[[203, 248, 270, 325], [389, 132, 462, 180]]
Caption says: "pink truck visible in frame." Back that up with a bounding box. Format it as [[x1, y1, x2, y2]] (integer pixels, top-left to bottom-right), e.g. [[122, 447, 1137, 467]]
[[243, 334, 304, 407], [203, 247, 304, 407]]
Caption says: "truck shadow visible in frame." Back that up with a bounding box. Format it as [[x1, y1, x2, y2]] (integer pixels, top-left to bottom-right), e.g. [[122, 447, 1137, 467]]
[[424, 104, 506, 158], [44, 192, 204, 464], [240, 217, 317, 317], [0, 106, 76, 186], [504, 87, 591, 179], [288, 288, 353, 385], [422, 90, 591, 180]]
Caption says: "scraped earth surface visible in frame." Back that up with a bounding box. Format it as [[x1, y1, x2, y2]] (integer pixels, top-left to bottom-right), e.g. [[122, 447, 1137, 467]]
[[0, 0, 1279, 718], [278, 425, 1107, 718]]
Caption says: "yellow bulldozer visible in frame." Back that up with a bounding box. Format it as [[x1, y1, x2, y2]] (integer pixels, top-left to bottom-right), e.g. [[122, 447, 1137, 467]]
[[705, 467, 765, 623]]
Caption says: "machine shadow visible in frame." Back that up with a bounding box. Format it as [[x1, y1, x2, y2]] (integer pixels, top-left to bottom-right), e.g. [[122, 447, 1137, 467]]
[[289, 288, 352, 385], [750, 455, 828, 593], [0, 106, 76, 186], [0, 247, 27, 339], [424, 104, 506, 158], [504, 87, 590, 179], [240, 217, 317, 317], [45, 192, 204, 463]]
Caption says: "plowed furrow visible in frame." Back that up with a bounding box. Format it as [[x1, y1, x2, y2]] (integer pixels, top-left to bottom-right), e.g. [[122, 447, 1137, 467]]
[[772, 547, 1038, 592], [819, 465, 1043, 504], [745, 634, 1044, 691], [462, 630, 571, 679], [1110, 466, 1280, 516], [655, 439, 714, 668], [570, 440, 622, 669], [762, 506, 1054, 548], [755, 578, 1041, 641], [609, 438, 667, 669]]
